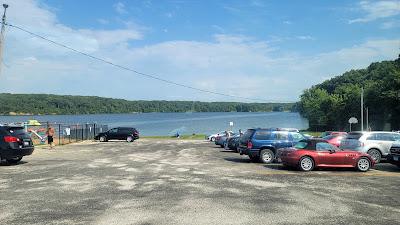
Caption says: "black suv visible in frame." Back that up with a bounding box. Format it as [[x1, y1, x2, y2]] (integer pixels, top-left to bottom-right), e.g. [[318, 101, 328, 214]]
[[0, 126, 34, 164], [95, 127, 139, 142], [387, 141, 400, 168]]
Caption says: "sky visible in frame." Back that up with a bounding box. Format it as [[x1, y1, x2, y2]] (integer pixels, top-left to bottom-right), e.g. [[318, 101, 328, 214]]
[[0, 0, 399, 102]]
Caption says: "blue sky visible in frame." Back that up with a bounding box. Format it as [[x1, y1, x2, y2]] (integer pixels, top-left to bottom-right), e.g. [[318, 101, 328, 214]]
[[0, 0, 399, 102]]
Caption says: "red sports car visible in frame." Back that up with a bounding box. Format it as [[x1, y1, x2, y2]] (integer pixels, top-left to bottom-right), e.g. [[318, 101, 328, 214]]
[[323, 134, 347, 147], [280, 139, 374, 172]]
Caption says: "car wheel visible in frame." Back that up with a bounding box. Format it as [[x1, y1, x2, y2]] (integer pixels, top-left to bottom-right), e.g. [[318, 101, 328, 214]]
[[367, 149, 381, 163], [299, 156, 314, 171], [259, 149, 274, 164], [357, 157, 371, 172], [6, 157, 22, 164], [127, 136, 133, 142], [99, 136, 106, 142], [210, 137, 215, 142]]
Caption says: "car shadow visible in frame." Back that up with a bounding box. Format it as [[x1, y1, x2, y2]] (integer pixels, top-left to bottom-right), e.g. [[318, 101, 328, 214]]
[[224, 157, 252, 163], [373, 163, 400, 172], [0, 160, 28, 166]]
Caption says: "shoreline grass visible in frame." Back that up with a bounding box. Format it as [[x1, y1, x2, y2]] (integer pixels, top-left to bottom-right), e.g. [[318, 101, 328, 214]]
[[142, 134, 206, 140]]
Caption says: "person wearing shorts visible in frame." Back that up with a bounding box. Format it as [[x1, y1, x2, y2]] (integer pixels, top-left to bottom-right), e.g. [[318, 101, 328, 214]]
[[46, 126, 55, 149]]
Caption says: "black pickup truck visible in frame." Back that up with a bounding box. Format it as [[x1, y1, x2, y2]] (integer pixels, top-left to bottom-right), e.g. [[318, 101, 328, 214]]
[[0, 126, 34, 164]]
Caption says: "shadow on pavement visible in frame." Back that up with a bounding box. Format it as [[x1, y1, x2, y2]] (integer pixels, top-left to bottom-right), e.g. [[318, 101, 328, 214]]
[[373, 163, 400, 172], [0, 160, 28, 167], [224, 157, 252, 163]]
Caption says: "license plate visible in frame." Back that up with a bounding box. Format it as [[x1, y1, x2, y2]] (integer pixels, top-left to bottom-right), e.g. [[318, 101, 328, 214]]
[[394, 156, 399, 161], [24, 141, 30, 146]]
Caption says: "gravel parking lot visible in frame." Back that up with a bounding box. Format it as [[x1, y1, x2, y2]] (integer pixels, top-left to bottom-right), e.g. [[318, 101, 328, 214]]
[[1, 139, 400, 225]]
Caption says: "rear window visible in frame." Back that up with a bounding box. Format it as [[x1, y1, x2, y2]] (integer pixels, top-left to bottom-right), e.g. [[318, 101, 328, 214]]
[[254, 130, 272, 140], [294, 141, 308, 149], [241, 129, 254, 140], [7, 127, 26, 135], [346, 133, 363, 140]]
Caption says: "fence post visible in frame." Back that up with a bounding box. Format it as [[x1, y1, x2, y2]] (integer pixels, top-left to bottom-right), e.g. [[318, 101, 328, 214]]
[[58, 124, 61, 146], [85, 123, 88, 140], [93, 123, 96, 138], [75, 125, 78, 142], [81, 125, 84, 140]]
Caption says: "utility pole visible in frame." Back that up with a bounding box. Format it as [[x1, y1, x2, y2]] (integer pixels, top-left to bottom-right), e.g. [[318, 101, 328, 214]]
[[0, 4, 8, 75], [366, 107, 369, 131], [361, 87, 364, 131]]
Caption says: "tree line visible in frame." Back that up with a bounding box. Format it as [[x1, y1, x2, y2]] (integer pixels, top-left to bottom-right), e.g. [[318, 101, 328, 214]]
[[0, 93, 296, 115], [299, 56, 400, 131]]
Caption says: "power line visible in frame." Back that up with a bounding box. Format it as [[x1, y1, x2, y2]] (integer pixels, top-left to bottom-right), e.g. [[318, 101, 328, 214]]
[[3, 22, 289, 103]]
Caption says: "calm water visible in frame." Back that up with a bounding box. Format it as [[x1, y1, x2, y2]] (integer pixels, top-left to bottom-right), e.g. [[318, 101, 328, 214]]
[[0, 112, 308, 136]]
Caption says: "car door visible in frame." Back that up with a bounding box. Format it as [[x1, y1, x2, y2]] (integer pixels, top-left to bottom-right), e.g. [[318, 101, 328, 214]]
[[379, 133, 399, 155], [107, 128, 118, 140], [315, 142, 345, 166], [274, 132, 291, 149]]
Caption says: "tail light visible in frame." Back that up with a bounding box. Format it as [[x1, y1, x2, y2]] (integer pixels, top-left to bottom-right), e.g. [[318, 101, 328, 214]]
[[4, 136, 20, 143], [247, 141, 253, 149], [216, 136, 220, 141]]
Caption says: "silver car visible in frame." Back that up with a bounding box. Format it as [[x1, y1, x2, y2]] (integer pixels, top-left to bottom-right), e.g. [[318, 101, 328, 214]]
[[340, 131, 400, 163]]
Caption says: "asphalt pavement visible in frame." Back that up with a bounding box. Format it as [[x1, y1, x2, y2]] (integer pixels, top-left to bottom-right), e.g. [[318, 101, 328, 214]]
[[1, 139, 399, 225]]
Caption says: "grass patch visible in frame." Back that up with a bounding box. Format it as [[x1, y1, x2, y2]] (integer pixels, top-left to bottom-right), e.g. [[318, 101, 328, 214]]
[[143, 134, 206, 140]]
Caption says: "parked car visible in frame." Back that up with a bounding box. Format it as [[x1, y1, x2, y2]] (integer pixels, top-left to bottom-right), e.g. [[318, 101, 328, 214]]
[[323, 134, 347, 147], [207, 131, 232, 142], [215, 133, 236, 147], [238, 128, 306, 163], [387, 141, 400, 168], [95, 127, 139, 142], [319, 131, 347, 138], [0, 126, 34, 164], [340, 131, 400, 163], [280, 139, 374, 172], [225, 134, 241, 152]]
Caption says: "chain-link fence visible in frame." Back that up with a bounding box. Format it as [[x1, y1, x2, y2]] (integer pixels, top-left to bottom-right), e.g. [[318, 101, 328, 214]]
[[7, 121, 108, 146]]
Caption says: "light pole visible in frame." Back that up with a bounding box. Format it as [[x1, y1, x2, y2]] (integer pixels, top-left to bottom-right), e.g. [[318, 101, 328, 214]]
[[0, 4, 8, 75], [361, 87, 364, 131]]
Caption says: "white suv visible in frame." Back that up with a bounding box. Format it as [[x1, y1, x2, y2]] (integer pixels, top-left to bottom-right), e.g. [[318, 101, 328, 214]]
[[340, 131, 400, 163]]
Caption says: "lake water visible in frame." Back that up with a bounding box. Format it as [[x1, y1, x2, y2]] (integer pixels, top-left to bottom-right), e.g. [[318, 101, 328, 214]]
[[0, 112, 308, 136]]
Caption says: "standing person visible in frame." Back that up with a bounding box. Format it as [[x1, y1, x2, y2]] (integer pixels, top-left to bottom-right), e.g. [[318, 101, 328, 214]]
[[239, 129, 243, 136], [46, 125, 55, 149]]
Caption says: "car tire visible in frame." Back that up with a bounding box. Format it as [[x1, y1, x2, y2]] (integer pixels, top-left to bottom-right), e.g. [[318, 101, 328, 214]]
[[99, 136, 107, 142], [357, 157, 371, 172], [127, 136, 133, 142], [367, 149, 381, 163], [6, 157, 22, 164], [298, 156, 314, 171], [210, 137, 215, 142], [259, 149, 274, 164]]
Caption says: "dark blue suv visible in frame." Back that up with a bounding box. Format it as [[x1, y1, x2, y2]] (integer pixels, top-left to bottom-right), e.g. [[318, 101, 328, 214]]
[[238, 128, 305, 163]]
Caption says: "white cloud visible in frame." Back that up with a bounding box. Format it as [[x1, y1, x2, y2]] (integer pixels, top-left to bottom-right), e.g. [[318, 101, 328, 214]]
[[97, 19, 110, 25], [296, 36, 315, 41], [381, 19, 400, 29], [113, 2, 127, 15], [0, 0, 398, 102], [349, 0, 400, 23]]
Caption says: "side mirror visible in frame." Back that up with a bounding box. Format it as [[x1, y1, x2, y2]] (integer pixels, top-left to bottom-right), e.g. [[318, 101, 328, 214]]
[[329, 149, 335, 154]]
